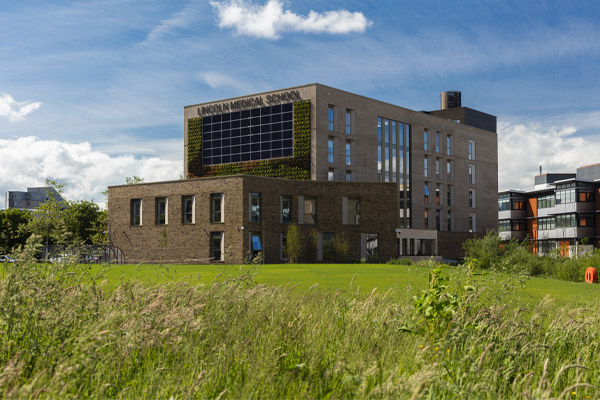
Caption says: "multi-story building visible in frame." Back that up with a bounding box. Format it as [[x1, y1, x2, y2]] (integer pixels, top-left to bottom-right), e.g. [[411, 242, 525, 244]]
[[108, 84, 498, 264], [499, 164, 600, 256], [5, 187, 64, 211]]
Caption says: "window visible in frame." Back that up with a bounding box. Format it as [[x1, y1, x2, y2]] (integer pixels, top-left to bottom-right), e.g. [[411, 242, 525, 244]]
[[469, 189, 476, 208], [328, 105, 335, 131], [155, 197, 167, 225], [469, 213, 476, 232], [377, 117, 382, 181], [384, 119, 390, 182], [365, 233, 378, 262], [556, 189, 575, 204], [446, 160, 452, 180], [328, 137, 334, 163], [345, 109, 352, 134], [424, 183, 430, 204], [436, 209, 440, 230], [322, 233, 335, 261], [182, 195, 194, 224], [578, 188, 594, 202], [346, 197, 360, 225], [424, 157, 428, 177], [468, 140, 475, 160], [250, 193, 261, 222], [556, 213, 577, 228], [281, 195, 292, 223], [131, 199, 142, 226], [424, 130, 429, 151], [436, 183, 441, 205], [447, 185, 453, 206], [304, 196, 317, 224], [345, 140, 351, 166], [250, 233, 262, 259], [446, 135, 452, 155], [436, 158, 441, 179], [447, 210, 452, 231], [424, 209, 429, 229], [210, 232, 223, 261], [579, 216, 595, 227], [211, 193, 224, 223], [435, 131, 440, 153], [468, 164, 475, 184], [328, 168, 334, 181], [538, 217, 556, 230], [346, 171, 352, 182]]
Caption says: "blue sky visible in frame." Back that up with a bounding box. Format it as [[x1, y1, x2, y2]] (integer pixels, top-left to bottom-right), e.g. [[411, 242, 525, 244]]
[[1, 0, 599, 203]]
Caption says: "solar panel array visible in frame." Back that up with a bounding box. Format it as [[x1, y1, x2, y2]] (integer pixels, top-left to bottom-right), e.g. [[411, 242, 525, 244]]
[[202, 103, 294, 165]]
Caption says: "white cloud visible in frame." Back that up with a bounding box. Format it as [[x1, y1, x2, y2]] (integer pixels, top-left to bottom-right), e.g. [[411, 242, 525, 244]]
[[0, 93, 41, 122], [210, 0, 372, 39], [199, 71, 253, 91], [498, 118, 600, 191], [0, 137, 182, 207], [144, 1, 204, 43]]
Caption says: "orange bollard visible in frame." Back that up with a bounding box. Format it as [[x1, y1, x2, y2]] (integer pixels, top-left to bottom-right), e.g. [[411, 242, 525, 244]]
[[585, 267, 598, 284]]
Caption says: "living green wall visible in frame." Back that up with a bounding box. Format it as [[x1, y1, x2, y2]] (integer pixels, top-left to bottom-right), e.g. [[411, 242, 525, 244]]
[[187, 100, 311, 180]]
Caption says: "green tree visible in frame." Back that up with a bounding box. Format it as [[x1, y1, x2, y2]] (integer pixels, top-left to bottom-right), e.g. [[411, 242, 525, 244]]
[[285, 223, 303, 263], [63, 201, 105, 245], [26, 179, 69, 247], [0, 208, 32, 254]]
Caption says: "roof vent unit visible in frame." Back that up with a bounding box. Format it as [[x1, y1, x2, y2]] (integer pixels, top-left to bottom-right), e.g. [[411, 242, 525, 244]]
[[441, 91, 461, 110]]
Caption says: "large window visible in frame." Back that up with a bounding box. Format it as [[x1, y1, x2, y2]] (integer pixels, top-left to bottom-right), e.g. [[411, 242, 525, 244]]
[[537, 194, 555, 209], [322, 233, 335, 261], [365, 233, 378, 262], [578, 188, 594, 202], [345, 109, 352, 134], [424, 130, 429, 151], [251, 233, 262, 259], [468, 164, 475, 184], [435, 131, 440, 153], [424, 183, 430, 204], [377, 117, 382, 181], [131, 199, 142, 226], [346, 197, 360, 225], [556, 213, 576, 228], [469, 213, 476, 232], [345, 140, 351, 166], [538, 217, 555, 230], [211, 193, 224, 223], [446, 160, 452, 180], [328, 137, 334, 163], [202, 103, 293, 165], [446, 135, 452, 155], [281, 195, 292, 223], [436, 158, 441, 179], [469, 189, 476, 208], [182, 195, 194, 224], [250, 193, 261, 222], [304, 196, 317, 224], [155, 197, 167, 225], [328, 105, 335, 131], [468, 140, 475, 160], [210, 232, 223, 261], [328, 168, 334, 181], [424, 157, 428, 177], [579, 215, 595, 227]]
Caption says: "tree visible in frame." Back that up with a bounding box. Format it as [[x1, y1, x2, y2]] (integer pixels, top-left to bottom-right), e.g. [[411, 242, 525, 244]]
[[286, 223, 303, 263], [26, 179, 69, 247], [0, 208, 32, 254], [63, 201, 105, 245]]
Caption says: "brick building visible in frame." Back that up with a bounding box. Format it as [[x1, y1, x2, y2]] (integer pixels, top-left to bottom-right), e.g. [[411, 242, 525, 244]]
[[108, 84, 498, 263]]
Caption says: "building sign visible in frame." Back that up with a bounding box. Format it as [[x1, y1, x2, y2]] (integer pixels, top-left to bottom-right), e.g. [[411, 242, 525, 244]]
[[198, 90, 302, 115]]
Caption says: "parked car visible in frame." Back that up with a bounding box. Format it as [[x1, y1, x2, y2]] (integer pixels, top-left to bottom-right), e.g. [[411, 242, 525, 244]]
[[0, 255, 15, 263]]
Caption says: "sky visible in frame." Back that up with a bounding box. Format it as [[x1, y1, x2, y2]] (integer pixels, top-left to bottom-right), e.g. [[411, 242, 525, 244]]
[[1, 0, 599, 205]]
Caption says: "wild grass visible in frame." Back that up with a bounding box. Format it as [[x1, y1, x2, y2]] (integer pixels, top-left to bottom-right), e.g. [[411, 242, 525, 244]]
[[1, 249, 600, 398]]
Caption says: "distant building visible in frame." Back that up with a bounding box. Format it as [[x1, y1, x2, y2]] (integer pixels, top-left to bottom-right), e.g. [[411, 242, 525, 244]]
[[5, 187, 65, 211], [499, 163, 600, 257]]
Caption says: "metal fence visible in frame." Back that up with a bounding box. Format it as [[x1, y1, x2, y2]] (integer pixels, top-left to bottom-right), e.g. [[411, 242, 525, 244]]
[[39, 245, 125, 264]]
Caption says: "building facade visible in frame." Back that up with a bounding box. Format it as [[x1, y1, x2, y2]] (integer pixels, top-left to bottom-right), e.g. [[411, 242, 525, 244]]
[[109, 83, 498, 263], [499, 164, 600, 256], [5, 187, 64, 211]]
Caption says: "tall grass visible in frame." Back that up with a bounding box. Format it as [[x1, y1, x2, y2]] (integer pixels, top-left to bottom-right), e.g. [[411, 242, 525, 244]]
[[1, 247, 599, 398]]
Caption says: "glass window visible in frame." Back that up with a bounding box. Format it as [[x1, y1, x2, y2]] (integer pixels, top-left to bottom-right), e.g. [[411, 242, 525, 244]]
[[537, 194, 555, 209], [328, 137, 334, 163], [436, 183, 441, 205], [182, 195, 194, 224], [345, 109, 352, 134], [447, 185, 453, 206], [556, 213, 577, 228], [424, 209, 429, 229], [346, 171, 352, 182], [578, 188, 594, 202], [346, 140, 351, 166], [447, 210, 452, 231], [556, 189, 576, 204], [435, 131, 440, 153], [210, 232, 223, 261], [424, 183, 430, 204], [304, 197, 317, 224], [498, 219, 511, 232], [281, 195, 292, 223], [347, 197, 360, 225], [424, 130, 428, 151], [280, 233, 288, 261], [328, 105, 334, 131], [446, 135, 452, 155], [322, 233, 335, 261], [538, 217, 556, 230], [377, 117, 382, 182], [579, 216, 595, 227], [251, 233, 262, 259], [468, 164, 475, 184], [155, 197, 167, 225], [131, 199, 142, 226], [468, 140, 475, 160], [211, 193, 223, 223], [424, 156, 428, 177], [365, 233, 378, 262], [384, 119, 389, 182], [250, 193, 261, 222], [446, 160, 452, 180], [328, 168, 334, 181], [469, 213, 476, 232], [469, 189, 475, 208], [436, 158, 441, 179]]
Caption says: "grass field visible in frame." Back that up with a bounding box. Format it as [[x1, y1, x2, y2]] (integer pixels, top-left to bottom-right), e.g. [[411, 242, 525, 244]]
[[2, 259, 600, 398]]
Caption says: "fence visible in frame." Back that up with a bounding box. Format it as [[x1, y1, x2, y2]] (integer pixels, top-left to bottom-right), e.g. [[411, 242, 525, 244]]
[[39, 245, 125, 264]]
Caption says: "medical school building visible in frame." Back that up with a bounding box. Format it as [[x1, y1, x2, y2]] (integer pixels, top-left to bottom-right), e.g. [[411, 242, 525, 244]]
[[108, 84, 498, 264], [499, 164, 600, 257]]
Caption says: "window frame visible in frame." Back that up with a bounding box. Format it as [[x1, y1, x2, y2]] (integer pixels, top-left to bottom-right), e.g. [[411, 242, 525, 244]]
[[210, 193, 224, 223], [155, 197, 167, 225], [182, 195, 195, 224], [250, 193, 261, 223], [131, 199, 142, 226]]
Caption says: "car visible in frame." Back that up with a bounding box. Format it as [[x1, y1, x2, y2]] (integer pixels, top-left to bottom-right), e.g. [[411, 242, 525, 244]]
[[0, 255, 16, 263]]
